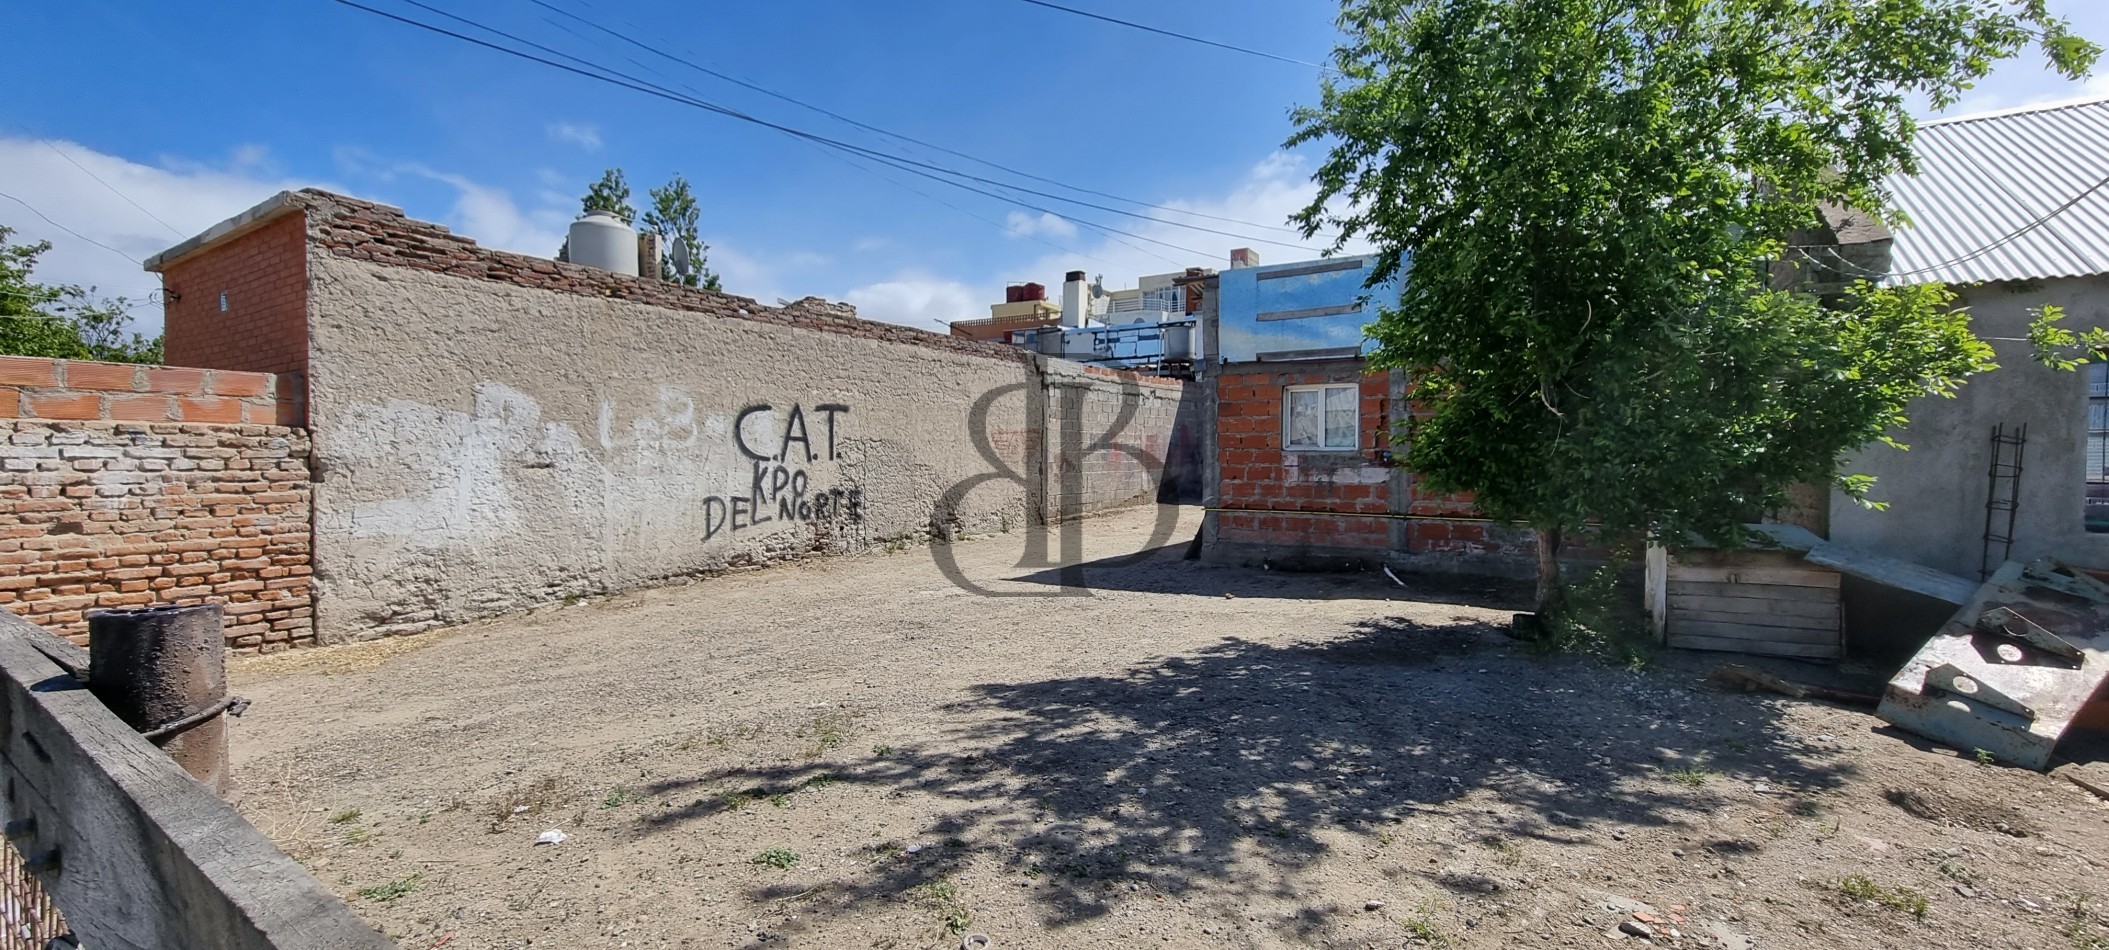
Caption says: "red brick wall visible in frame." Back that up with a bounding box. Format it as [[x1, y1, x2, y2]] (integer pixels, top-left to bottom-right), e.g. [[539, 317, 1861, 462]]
[[0, 421, 313, 652], [160, 211, 310, 378], [1215, 363, 1394, 550], [1212, 362, 1525, 559], [0, 356, 313, 652]]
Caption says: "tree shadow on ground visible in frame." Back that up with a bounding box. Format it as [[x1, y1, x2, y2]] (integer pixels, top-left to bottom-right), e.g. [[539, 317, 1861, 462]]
[[1000, 533, 1535, 609], [633, 616, 1856, 942]]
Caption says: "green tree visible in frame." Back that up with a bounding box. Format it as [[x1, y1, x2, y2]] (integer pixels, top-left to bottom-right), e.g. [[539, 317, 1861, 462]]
[[1289, 0, 2095, 615], [0, 225, 162, 363], [559, 168, 638, 261], [642, 173, 722, 291], [582, 167, 635, 224]]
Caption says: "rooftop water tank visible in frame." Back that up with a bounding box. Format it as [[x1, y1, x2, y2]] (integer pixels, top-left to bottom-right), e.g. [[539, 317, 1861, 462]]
[[567, 211, 638, 276]]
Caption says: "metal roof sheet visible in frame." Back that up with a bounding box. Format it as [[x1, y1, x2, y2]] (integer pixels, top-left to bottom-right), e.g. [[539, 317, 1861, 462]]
[[1884, 95, 2109, 285]]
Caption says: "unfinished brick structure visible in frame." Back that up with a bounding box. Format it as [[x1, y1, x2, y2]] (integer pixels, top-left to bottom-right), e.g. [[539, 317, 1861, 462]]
[[0, 357, 311, 651]]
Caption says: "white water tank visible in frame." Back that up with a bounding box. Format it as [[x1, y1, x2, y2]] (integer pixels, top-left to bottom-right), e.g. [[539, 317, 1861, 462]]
[[567, 211, 638, 276]]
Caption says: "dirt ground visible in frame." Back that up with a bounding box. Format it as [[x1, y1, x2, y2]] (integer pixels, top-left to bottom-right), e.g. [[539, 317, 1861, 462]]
[[230, 504, 2109, 950]]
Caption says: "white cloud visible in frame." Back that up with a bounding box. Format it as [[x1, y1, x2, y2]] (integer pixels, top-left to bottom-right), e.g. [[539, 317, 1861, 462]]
[[1014, 151, 1363, 290], [844, 273, 979, 331], [546, 122, 603, 152], [1003, 210, 1077, 239], [396, 164, 570, 258], [0, 137, 316, 333]]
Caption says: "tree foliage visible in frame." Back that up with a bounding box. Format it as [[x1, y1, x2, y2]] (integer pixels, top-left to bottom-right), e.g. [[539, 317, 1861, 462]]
[[643, 173, 722, 291], [0, 225, 162, 364], [1289, 0, 2093, 609], [582, 167, 635, 224]]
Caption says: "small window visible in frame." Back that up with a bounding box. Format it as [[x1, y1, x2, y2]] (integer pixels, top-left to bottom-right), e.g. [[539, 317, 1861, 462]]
[[1285, 384, 1359, 451]]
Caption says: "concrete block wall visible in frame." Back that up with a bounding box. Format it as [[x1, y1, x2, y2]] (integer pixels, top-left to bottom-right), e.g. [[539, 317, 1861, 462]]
[[1037, 363, 1199, 524], [0, 419, 313, 652]]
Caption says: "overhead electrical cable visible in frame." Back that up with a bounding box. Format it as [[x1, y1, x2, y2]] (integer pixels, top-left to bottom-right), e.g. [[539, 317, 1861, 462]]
[[524, 8, 1155, 268], [529, 0, 1322, 238], [0, 110, 186, 239], [1787, 169, 2109, 283], [394, 0, 1318, 254], [0, 190, 143, 265], [1005, 0, 1331, 71], [337, 0, 1281, 260]]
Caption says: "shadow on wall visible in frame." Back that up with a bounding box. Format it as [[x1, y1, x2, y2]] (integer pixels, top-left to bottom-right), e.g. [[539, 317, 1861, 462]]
[[621, 618, 1855, 938]]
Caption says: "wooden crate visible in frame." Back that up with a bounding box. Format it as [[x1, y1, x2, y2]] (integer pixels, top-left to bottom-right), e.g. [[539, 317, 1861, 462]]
[[1647, 546, 1843, 660]]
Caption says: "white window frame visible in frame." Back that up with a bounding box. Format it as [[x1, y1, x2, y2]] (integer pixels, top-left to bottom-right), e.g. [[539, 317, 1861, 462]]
[[1283, 383, 1360, 452]]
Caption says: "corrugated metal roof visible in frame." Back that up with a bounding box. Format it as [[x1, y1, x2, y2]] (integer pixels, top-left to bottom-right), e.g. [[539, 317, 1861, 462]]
[[1884, 95, 2109, 285]]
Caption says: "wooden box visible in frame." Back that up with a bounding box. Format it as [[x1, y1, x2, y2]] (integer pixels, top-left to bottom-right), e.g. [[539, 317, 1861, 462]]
[[1645, 545, 1843, 660]]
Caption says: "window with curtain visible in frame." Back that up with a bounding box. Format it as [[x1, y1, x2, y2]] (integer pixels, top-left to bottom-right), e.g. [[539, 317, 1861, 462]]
[[1285, 384, 1359, 451]]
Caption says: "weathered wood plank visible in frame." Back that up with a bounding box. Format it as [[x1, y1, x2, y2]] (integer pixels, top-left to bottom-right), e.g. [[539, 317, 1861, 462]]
[[1668, 618, 1843, 645], [1670, 595, 1839, 624], [1669, 580, 1841, 603], [1668, 548, 1814, 571], [1668, 634, 1843, 659], [1667, 593, 1843, 622], [1804, 542, 1979, 605], [0, 612, 390, 950], [1669, 607, 1839, 634], [1665, 565, 1841, 588]]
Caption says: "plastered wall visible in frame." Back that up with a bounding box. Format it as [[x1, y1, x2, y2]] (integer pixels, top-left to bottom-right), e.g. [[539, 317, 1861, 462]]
[[304, 254, 1193, 637], [1831, 274, 2109, 577]]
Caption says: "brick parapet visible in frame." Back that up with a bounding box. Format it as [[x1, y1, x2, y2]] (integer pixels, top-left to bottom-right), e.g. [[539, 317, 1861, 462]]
[[0, 356, 298, 426], [283, 189, 1036, 367]]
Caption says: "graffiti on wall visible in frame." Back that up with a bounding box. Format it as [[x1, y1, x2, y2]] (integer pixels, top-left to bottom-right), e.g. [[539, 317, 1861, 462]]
[[701, 402, 863, 541]]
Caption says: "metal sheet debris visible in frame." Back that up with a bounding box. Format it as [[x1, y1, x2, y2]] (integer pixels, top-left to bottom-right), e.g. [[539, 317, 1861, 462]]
[[1876, 558, 2109, 771]]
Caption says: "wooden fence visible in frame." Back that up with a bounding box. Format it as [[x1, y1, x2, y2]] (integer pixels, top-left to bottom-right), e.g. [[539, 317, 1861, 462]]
[[0, 611, 389, 949]]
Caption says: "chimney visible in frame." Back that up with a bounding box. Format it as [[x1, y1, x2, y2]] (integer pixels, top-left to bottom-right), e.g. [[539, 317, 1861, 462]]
[[1060, 270, 1088, 327], [1229, 247, 1260, 269]]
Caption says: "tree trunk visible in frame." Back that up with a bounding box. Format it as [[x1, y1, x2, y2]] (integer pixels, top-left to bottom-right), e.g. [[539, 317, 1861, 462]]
[[1534, 526, 1564, 617]]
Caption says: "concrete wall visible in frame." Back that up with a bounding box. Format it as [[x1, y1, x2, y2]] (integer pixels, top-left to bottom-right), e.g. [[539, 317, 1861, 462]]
[[1035, 363, 1200, 522], [1830, 274, 2109, 577], [305, 254, 1050, 637]]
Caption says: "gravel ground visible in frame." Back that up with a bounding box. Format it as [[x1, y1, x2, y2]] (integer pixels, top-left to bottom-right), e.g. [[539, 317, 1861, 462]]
[[229, 504, 2109, 950]]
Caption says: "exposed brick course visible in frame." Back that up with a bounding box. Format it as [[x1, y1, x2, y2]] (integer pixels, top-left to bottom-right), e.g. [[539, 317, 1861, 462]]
[[0, 357, 294, 426], [0, 421, 313, 652], [282, 190, 1033, 368]]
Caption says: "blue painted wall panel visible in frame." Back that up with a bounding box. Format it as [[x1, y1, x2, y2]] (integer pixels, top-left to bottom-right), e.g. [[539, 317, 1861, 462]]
[[1215, 255, 1402, 363]]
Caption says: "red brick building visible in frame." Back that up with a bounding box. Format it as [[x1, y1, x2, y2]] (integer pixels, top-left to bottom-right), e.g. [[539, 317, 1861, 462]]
[[1196, 256, 1534, 577]]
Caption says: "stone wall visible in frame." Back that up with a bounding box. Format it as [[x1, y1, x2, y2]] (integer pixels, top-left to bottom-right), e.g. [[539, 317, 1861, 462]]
[[0, 421, 313, 652]]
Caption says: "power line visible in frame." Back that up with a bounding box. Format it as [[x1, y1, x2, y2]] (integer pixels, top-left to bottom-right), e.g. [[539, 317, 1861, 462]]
[[529, 0, 1319, 237], [529, 5, 1151, 269], [0, 109, 185, 239], [394, 0, 1317, 254], [333, 0, 1259, 261], [1788, 169, 2109, 282], [0, 190, 143, 265], [1005, 0, 1331, 71]]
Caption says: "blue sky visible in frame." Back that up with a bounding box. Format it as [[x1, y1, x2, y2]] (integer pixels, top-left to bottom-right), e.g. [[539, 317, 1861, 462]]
[[4, 0, 2107, 334]]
